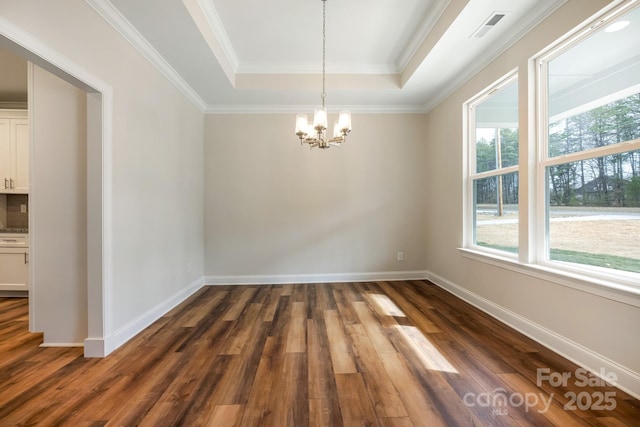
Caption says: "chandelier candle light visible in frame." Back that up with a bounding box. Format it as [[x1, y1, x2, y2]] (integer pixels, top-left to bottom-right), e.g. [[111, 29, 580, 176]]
[[295, 0, 352, 149]]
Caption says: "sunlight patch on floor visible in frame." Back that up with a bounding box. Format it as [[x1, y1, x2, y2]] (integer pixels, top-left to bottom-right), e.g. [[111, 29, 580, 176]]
[[393, 325, 458, 374], [368, 293, 406, 317]]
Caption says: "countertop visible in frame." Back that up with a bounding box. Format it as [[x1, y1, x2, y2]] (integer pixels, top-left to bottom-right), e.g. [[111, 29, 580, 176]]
[[0, 228, 29, 233]]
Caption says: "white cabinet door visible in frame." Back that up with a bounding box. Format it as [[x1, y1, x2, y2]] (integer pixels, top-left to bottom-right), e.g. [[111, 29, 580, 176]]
[[0, 119, 10, 192], [0, 250, 29, 291], [0, 111, 29, 194], [11, 119, 29, 193]]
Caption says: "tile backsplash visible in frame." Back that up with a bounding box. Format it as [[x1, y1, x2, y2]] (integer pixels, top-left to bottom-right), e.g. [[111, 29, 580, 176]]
[[6, 194, 29, 229]]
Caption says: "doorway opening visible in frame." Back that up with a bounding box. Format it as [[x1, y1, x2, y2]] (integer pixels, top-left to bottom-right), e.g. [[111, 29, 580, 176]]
[[0, 26, 110, 357]]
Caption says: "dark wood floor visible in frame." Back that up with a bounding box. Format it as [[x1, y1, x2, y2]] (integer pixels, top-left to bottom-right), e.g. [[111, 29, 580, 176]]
[[0, 281, 638, 426]]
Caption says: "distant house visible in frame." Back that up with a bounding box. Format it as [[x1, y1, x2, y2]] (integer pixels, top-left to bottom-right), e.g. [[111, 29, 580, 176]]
[[575, 177, 629, 205]]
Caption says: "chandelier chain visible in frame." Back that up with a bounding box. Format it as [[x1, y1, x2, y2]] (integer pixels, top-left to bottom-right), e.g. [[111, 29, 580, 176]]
[[321, 0, 326, 108]]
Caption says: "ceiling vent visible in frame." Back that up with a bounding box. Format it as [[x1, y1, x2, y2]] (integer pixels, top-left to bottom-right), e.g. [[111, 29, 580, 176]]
[[470, 12, 506, 39]]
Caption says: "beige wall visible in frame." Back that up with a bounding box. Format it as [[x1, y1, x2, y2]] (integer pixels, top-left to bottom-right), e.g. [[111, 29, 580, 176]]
[[31, 65, 88, 344], [424, 0, 640, 395], [1, 0, 205, 351], [204, 113, 428, 280]]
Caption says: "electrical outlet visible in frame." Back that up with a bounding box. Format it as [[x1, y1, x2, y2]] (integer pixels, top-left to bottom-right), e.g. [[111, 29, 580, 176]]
[[396, 251, 404, 262], [21, 204, 27, 213]]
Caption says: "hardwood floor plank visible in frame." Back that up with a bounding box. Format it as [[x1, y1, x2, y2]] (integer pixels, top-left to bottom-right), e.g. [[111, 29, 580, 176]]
[[309, 397, 343, 427], [378, 351, 449, 427], [376, 281, 441, 334], [392, 324, 457, 373], [0, 348, 85, 419], [210, 323, 270, 406], [361, 285, 406, 318], [346, 323, 408, 418], [173, 354, 235, 426], [286, 301, 306, 353], [269, 353, 309, 426], [307, 318, 344, 425], [262, 285, 284, 322], [331, 284, 361, 325], [219, 302, 263, 355], [316, 283, 338, 311], [222, 287, 258, 321], [280, 283, 294, 296], [268, 294, 292, 338], [177, 288, 229, 328], [0, 282, 637, 426], [207, 404, 244, 427], [351, 300, 397, 355], [497, 372, 591, 427], [323, 309, 358, 374], [379, 416, 416, 427], [334, 373, 379, 427], [307, 319, 332, 397], [240, 336, 280, 426]]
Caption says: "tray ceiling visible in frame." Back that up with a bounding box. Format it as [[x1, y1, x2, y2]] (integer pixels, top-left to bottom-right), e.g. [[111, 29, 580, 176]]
[[91, 0, 569, 111]]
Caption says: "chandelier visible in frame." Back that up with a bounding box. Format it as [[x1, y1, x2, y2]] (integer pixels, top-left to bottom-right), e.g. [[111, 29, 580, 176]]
[[295, 0, 352, 149]]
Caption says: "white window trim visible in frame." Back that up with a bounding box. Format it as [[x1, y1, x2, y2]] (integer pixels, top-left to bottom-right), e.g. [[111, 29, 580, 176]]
[[464, 70, 519, 253], [535, 0, 640, 296], [460, 247, 640, 308]]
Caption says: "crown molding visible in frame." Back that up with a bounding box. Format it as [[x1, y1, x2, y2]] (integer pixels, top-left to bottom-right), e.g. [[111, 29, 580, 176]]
[[85, 0, 207, 112], [191, 0, 239, 71], [204, 104, 428, 114], [396, 0, 451, 74], [182, 0, 238, 87], [236, 62, 400, 75]]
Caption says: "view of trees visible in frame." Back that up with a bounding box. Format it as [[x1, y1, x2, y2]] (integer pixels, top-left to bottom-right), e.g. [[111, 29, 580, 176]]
[[548, 93, 640, 207], [475, 128, 519, 207], [475, 93, 640, 208]]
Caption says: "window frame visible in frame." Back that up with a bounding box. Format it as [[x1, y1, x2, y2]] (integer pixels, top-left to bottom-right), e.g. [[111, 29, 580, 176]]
[[535, 1, 640, 288], [464, 70, 519, 258], [461, 0, 640, 305]]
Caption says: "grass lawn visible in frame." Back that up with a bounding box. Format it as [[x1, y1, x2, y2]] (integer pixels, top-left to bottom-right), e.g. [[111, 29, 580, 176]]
[[477, 242, 640, 273]]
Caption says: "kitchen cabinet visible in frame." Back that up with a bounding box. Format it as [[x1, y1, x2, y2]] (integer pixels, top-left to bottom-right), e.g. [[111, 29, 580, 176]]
[[0, 249, 29, 291], [0, 110, 29, 194], [0, 234, 29, 291]]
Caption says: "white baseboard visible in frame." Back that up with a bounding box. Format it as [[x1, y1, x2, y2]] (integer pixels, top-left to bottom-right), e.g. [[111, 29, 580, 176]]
[[425, 271, 640, 400], [84, 272, 424, 357], [40, 343, 84, 347], [205, 270, 429, 286], [83, 276, 205, 357]]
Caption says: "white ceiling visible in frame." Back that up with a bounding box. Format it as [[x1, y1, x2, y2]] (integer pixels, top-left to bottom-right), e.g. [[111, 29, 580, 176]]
[[3, 0, 638, 117], [91, 0, 567, 113]]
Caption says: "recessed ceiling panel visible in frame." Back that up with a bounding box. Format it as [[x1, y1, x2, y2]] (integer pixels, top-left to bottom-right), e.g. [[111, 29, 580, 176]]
[[211, 0, 444, 74]]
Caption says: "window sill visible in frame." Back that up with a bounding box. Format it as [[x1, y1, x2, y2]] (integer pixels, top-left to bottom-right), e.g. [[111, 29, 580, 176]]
[[459, 247, 640, 308]]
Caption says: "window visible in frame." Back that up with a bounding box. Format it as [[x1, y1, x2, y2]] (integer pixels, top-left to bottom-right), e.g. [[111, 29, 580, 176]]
[[539, 3, 640, 276], [464, 1, 640, 294], [466, 73, 519, 255]]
